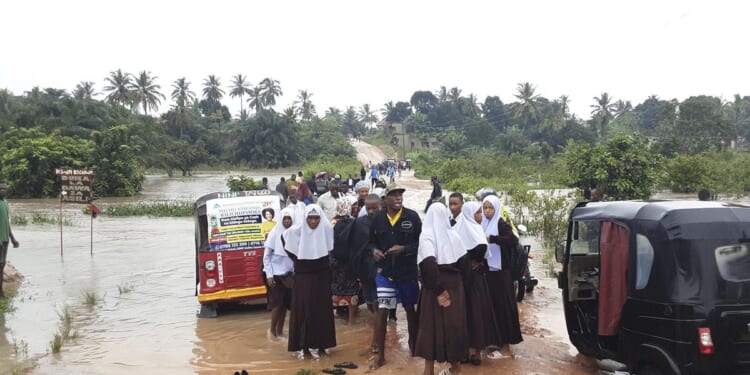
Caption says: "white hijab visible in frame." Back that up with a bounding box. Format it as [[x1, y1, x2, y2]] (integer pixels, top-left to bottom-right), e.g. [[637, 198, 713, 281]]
[[265, 207, 294, 257], [418, 203, 467, 265], [481, 195, 503, 270], [454, 201, 488, 251], [283, 204, 334, 260]]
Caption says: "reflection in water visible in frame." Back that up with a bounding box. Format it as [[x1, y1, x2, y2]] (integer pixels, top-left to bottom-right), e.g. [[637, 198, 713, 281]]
[[0, 173, 598, 374]]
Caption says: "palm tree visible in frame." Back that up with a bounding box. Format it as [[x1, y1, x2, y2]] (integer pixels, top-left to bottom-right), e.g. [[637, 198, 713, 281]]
[[436, 86, 448, 103], [103, 69, 133, 108], [461, 94, 480, 117], [73, 81, 96, 100], [613, 99, 632, 118], [294, 90, 316, 121], [130, 71, 165, 115], [591, 92, 617, 139], [260, 77, 282, 108], [171, 77, 196, 112], [230, 74, 251, 119], [247, 87, 264, 113], [283, 105, 298, 123], [559, 95, 570, 120], [448, 87, 463, 103], [514, 82, 541, 130], [202, 75, 224, 104], [358, 103, 378, 128]]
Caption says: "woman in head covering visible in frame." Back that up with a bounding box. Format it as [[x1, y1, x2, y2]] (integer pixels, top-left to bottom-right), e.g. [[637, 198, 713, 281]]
[[263, 207, 295, 339], [481, 195, 523, 356], [454, 201, 501, 364], [330, 198, 360, 324], [283, 204, 336, 359], [354, 180, 370, 218], [413, 203, 469, 375]]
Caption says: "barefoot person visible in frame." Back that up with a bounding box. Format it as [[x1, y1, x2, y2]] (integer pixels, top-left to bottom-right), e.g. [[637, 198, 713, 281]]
[[0, 181, 19, 298], [414, 203, 469, 375], [283, 204, 336, 359], [369, 185, 422, 369], [455, 201, 500, 364], [263, 208, 295, 339], [482, 195, 523, 356]]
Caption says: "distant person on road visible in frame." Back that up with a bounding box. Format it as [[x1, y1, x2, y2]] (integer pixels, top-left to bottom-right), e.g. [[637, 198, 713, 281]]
[[370, 166, 379, 188], [0, 181, 20, 298], [275, 177, 289, 202], [590, 188, 604, 202], [425, 175, 443, 213], [286, 174, 299, 191], [260, 177, 269, 190], [360, 166, 367, 181], [698, 188, 711, 201]]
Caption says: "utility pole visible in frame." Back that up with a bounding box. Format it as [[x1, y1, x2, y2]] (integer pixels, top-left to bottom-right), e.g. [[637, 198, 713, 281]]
[[401, 123, 406, 159]]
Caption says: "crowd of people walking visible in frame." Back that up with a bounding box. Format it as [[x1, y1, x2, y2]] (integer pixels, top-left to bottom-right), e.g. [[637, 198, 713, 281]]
[[262, 167, 523, 375]]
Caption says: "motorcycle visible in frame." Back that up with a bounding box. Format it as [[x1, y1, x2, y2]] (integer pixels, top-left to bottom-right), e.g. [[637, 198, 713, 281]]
[[515, 225, 538, 302]]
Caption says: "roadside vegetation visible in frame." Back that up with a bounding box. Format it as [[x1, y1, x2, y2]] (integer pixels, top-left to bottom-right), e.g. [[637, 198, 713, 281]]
[[103, 201, 193, 217], [11, 213, 73, 226]]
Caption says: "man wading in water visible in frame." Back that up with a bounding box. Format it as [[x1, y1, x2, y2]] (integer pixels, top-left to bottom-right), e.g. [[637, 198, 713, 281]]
[[368, 185, 422, 369], [0, 181, 19, 298]]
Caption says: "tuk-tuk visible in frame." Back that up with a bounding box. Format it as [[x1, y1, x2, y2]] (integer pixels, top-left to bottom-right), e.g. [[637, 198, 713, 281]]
[[556, 200, 750, 374], [194, 190, 283, 317]]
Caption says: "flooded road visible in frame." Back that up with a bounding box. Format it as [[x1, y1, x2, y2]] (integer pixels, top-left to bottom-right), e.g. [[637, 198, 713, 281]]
[[0, 145, 598, 374]]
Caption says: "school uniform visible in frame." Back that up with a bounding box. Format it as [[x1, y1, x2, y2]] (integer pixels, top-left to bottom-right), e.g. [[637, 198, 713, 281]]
[[263, 208, 294, 311], [413, 203, 469, 363], [283, 204, 337, 352]]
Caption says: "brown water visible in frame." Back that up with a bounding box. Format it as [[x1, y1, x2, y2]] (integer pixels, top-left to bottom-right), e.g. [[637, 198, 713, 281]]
[[0, 147, 599, 375]]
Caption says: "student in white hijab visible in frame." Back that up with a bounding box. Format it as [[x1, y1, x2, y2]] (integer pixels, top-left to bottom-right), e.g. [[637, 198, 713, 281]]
[[263, 207, 295, 339], [413, 203, 469, 375], [481, 195, 523, 353], [454, 201, 502, 363], [282, 204, 337, 359]]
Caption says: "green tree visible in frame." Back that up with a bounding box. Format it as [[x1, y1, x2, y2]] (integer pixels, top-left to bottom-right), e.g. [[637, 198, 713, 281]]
[[513, 82, 541, 132], [590, 92, 617, 140], [170, 77, 196, 138], [341, 106, 363, 137], [410, 90, 438, 114], [201, 75, 224, 116], [235, 110, 299, 168], [131, 71, 165, 115], [164, 139, 209, 176], [294, 90, 316, 121], [358, 103, 377, 128], [247, 86, 264, 114], [230, 74, 251, 120], [103, 69, 133, 108], [72, 81, 96, 100], [259, 77, 282, 108], [382, 101, 411, 123], [440, 127, 469, 157], [564, 134, 662, 200], [90, 125, 145, 196]]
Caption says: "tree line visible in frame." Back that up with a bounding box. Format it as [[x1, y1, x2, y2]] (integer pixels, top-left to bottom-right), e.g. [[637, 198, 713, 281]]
[[2, 70, 749, 199]]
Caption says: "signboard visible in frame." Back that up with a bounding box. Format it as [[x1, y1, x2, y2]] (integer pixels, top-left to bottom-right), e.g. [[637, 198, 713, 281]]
[[55, 169, 94, 203], [205, 195, 281, 252]]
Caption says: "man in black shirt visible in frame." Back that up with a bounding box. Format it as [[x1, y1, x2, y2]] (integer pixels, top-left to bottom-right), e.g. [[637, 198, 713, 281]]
[[369, 185, 422, 369]]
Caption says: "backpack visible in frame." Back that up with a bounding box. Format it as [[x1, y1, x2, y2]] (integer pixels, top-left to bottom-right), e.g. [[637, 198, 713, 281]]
[[509, 242, 530, 281], [332, 217, 356, 262]]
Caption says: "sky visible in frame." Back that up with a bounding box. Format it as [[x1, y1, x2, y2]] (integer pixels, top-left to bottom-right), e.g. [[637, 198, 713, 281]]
[[1, 0, 748, 121]]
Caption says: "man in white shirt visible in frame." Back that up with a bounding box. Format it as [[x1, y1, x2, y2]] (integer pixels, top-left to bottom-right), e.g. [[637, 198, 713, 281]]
[[317, 180, 341, 219]]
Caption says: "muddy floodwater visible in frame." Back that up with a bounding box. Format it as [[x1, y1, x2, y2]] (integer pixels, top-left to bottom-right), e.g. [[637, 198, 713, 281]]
[[0, 156, 600, 374]]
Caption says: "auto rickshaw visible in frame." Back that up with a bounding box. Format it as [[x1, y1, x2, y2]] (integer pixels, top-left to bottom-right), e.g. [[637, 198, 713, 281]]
[[556, 200, 750, 374], [194, 190, 283, 317]]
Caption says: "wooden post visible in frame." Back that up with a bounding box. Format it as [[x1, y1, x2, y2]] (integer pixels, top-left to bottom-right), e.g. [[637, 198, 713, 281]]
[[60, 191, 64, 257]]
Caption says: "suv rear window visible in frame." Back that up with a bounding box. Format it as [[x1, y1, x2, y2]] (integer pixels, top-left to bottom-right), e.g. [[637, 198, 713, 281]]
[[715, 243, 750, 282]]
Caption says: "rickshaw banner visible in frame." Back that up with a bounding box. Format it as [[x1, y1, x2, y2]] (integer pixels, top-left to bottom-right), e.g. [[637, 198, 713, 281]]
[[55, 168, 94, 203], [206, 195, 281, 252]]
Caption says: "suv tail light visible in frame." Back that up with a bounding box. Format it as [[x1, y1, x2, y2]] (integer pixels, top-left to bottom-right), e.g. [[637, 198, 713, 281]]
[[698, 327, 714, 354]]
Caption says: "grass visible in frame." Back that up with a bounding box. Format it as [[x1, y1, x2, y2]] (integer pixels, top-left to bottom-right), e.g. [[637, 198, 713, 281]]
[[49, 333, 63, 354], [11, 214, 72, 226], [0, 287, 18, 315], [82, 291, 99, 306], [117, 283, 134, 295], [50, 304, 78, 353], [294, 369, 317, 375], [104, 201, 193, 217]]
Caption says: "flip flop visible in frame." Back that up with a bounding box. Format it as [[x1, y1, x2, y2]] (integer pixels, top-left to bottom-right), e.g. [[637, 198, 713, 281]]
[[486, 350, 508, 360], [322, 368, 346, 375], [334, 361, 358, 369], [437, 368, 452, 375]]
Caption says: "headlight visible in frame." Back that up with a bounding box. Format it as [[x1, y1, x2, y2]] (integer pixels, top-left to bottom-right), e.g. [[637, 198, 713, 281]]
[[206, 278, 216, 288], [205, 260, 216, 271]]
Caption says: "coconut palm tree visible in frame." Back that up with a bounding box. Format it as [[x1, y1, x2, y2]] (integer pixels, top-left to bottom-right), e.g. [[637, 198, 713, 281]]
[[73, 81, 96, 100], [247, 86, 264, 114], [514, 82, 541, 130], [559, 95, 570, 120], [130, 71, 165, 115], [230, 74, 251, 119], [591, 92, 617, 139], [171, 77, 196, 112], [294, 90, 316, 121], [283, 105, 298, 123], [202, 75, 224, 104], [103, 69, 133, 108], [613, 99, 632, 118], [436, 86, 448, 103], [448, 87, 463, 104], [358, 103, 378, 128], [260, 77, 282, 108]]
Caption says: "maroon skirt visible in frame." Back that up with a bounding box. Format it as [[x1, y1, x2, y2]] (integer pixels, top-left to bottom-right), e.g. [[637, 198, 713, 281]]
[[288, 256, 336, 351], [267, 274, 293, 311], [485, 269, 523, 345], [466, 266, 501, 349], [413, 268, 469, 363]]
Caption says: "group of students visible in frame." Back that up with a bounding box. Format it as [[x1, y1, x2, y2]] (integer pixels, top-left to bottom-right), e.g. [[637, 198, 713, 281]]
[[262, 175, 523, 375]]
